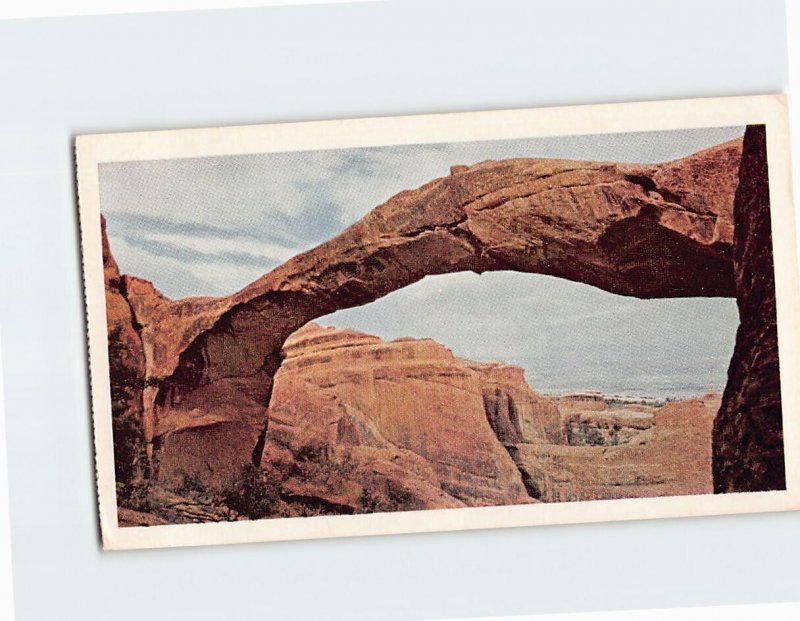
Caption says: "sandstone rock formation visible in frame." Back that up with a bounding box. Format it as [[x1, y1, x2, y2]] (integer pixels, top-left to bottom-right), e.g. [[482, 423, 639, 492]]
[[467, 361, 565, 446], [258, 323, 532, 511], [713, 126, 785, 492], [506, 395, 718, 501], [557, 392, 607, 412], [257, 326, 720, 510], [216, 323, 718, 512], [105, 298, 723, 517], [564, 410, 654, 447], [102, 215, 147, 486], [99, 129, 785, 508]]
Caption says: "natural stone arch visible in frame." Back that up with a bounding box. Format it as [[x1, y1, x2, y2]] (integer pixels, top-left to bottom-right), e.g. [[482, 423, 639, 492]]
[[105, 128, 783, 493]]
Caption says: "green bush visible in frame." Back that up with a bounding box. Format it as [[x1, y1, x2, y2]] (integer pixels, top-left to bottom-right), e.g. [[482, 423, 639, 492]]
[[117, 481, 153, 513], [221, 464, 281, 520], [178, 471, 209, 496]]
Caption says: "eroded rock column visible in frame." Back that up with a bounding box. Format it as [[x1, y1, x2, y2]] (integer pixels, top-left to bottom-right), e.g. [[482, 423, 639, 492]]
[[712, 125, 785, 492]]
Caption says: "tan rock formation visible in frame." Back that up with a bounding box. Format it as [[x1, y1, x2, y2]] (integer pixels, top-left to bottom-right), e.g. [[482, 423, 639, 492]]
[[102, 215, 147, 486], [508, 395, 719, 502], [466, 361, 564, 445], [152, 322, 721, 513], [557, 392, 607, 412], [247, 325, 723, 509], [258, 324, 532, 510], [563, 410, 654, 447]]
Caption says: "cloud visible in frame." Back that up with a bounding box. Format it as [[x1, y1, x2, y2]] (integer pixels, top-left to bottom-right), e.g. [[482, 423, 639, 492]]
[[142, 231, 298, 264], [107, 235, 269, 298], [319, 271, 740, 396]]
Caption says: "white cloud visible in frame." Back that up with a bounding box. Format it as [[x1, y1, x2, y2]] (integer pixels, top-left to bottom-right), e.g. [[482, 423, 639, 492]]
[[142, 231, 299, 264], [108, 235, 267, 298]]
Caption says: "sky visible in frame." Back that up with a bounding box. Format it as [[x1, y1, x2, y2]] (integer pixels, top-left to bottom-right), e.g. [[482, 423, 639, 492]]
[[99, 126, 744, 397]]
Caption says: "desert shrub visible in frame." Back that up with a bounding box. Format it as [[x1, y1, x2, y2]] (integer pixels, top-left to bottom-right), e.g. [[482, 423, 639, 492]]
[[385, 481, 417, 507], [117, 481, 153, 512], [178, 471, 210, 496], [111, 407, 145, 485], [295, 444, 325, 462], [221, 464, 281, 520], [357, 486, 387, 514]]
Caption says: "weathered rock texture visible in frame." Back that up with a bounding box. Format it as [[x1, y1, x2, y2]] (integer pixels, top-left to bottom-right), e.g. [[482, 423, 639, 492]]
[[259, 325, 724, 510], [467, 361, 565, 446], [102, 215, 147, 486], [258, 323, 533, 512], [99, 130, 785, 505], [507, 395, 719, 502], [713, 125, 785, 492], [564, 410, 654, 447], [247, 324, 717, 511], [111, 319, 722, 519]]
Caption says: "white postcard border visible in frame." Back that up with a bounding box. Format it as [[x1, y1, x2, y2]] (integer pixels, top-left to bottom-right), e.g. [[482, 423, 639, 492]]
[[75, 94, 800, 550]]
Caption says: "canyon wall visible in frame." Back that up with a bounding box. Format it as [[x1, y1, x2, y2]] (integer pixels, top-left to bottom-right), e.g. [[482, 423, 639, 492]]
[[257, 324, 533, 511], [508, 395, 718, 502], [102, 215, 148, 487], [260, 326, 718, 510]]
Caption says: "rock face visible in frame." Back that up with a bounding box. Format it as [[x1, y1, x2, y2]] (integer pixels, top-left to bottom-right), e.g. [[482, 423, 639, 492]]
[[256, 325, 719, 511], [110, 309, 721, 514], [564, 411, 654, 447], [98, 130, 785, 503], [102, 215, 147, 486], [713, 126, 785, 491], [508, 395, 719, 502], [468, 361, 565, 446], [257, 324, 533, 511]]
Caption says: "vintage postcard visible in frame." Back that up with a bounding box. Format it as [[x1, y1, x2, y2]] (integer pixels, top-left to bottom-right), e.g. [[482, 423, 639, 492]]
[[76, 95, 800, 550]]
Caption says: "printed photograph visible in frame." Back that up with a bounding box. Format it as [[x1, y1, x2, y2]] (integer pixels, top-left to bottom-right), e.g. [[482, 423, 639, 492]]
[[76, 98, 797, 547]]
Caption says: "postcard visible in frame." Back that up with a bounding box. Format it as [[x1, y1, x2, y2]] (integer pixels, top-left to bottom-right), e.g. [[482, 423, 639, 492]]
[[75, 94, 799, 549]]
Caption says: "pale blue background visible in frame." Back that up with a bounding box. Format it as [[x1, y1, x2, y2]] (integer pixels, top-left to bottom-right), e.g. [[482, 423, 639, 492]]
[[0, 1, 794, 620]]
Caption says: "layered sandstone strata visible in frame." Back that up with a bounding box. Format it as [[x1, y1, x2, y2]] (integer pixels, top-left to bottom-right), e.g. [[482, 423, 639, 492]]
[[506, 395, 719, 501], [263, 326, 721, 509], [260, 323, 534, 510], [108, 312, 724, 515]]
